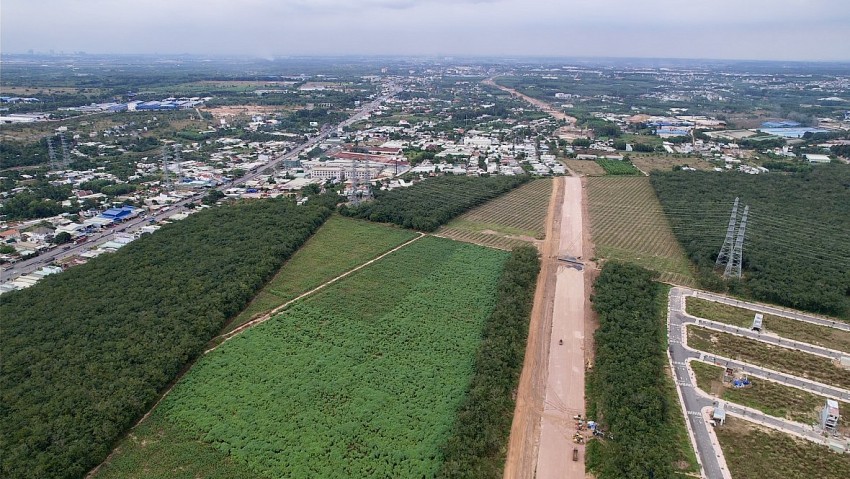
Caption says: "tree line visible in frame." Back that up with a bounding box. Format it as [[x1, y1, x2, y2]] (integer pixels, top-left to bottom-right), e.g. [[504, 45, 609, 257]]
[[585, 262, 677, 478], [437, 245, 540, 478], [0, 197, 334, 479]]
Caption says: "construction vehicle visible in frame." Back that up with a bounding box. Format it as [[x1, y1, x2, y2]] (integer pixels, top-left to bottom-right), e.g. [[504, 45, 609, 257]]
[[557, 255, 584, 271]]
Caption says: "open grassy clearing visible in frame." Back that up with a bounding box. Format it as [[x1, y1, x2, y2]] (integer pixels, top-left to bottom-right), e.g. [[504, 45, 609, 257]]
[[586, 176, 696, 286], [565, 159, 606, 175], [690, 361, 850, 424], [226, 215, 417, 333], [97, 237, 508, 478], [437, 178, 551, 249], [629, 154, 715, 173], [716, 417, 850, 479], [687, 326, 850, 390], [686, 297, 850, 354]]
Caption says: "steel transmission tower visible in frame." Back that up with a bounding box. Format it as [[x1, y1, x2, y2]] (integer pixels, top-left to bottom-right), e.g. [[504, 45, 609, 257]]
[[716, 197, 740, 268], [724, 205, 748, 279], [59, 132, 71, 167], [161, 146, 172, 191], [47, 137, 57, 170], [348, 159, 359, 204], [173, 144, 183, 186]]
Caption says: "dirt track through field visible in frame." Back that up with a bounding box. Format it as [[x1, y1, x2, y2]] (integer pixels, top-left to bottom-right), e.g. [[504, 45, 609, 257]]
[[86, 232, 424, 479]]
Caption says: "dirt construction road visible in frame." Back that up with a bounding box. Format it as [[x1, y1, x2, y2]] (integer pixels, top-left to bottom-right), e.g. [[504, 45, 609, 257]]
[[535, 177, 586, 478], [504, 176, 587, 478]]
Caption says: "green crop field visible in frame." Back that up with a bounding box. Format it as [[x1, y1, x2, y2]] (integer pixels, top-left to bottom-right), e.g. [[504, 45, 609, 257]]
[[716, 418, 850, 479], [687, 326, 850, 390], [595, 159, 642, 175], [227, 215, 418, 332], [686, 298, 850, 354], [437, 178, 551, 250], [96, 237, 509, 478], [586, 176, 696, 286]]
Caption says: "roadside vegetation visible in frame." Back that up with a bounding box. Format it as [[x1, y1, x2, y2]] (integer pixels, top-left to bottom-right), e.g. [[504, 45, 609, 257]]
[[97, 237, 508, 478], [340, 175, 530, 231], [690, 361, 850, 424], [585, 263, 698, 478], [686, 297, 850, 354], [716, 418, 850, 479], [586, 176, 696, 286], [438, 245, 540, 477], [652, 166, 850, 318], [687, 327, 850, 390], [226, 215, 418, 332], [0, 197, 333, 479]]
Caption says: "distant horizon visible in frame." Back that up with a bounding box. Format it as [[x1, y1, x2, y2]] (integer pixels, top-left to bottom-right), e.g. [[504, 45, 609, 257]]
[[3, 51, 850, 66], [3, 0, 850, 63]]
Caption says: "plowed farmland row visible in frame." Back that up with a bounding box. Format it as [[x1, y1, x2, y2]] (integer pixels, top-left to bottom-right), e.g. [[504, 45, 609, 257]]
[[586, 176, 696, 286], [436, 179, 552, 249]]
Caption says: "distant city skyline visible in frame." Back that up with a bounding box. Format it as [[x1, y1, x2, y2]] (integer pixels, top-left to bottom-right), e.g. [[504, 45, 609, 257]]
[[3, 0, 850, 62]]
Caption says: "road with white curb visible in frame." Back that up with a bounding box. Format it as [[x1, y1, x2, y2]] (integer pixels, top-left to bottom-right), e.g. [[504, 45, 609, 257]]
[[668, 286, 850, 479]]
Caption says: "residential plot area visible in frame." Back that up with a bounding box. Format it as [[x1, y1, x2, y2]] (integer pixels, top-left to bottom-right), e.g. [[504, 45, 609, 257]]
[[671, 289, 850, 478]]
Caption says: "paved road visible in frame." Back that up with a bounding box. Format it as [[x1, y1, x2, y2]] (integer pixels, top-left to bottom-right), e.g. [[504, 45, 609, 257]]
[[2, 83, 400, 285], [692, 317, 847, 360], [668, 287, 730, 479], [669, 286, 850, 479], [691, 290, 850, 333]]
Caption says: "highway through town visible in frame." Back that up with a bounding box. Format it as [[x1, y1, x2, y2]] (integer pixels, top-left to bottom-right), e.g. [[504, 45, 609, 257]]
[[668, 286, 850, 479], [2, 83, 400, 285]]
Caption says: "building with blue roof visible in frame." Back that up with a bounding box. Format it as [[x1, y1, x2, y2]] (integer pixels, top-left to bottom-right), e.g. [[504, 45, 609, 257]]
[[97, 206, 139, 223]]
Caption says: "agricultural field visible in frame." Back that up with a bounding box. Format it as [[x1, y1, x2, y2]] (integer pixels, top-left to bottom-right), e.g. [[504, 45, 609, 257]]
[[96, 237, 510, 478], [716, 418, 850, 479], [687, 327, 850, 390], [629, 154, 715, 173], [586, 176, 696, 286], [565, 159, 606, 176], [686, 298, 850, 354], [652, 166, 850, 318], [595, 158, 643, 175], [227, 216, 418, 332], [690, 361, 850, 425], [341, 174, 530, 231], [0, 198, 331, 479], [437, 178, 551, 250]]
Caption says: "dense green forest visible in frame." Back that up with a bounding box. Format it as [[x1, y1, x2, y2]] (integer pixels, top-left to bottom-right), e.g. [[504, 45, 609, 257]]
[[0, 198, 333, 479], [340, 175, 530, 231], [437, 245, 540, 478], [651, 165, 850, 318], [585, 262, 677, 478]]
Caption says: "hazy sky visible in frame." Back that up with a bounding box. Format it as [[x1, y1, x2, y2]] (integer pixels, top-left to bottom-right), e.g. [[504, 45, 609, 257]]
[[3, 0, 850, 61]]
